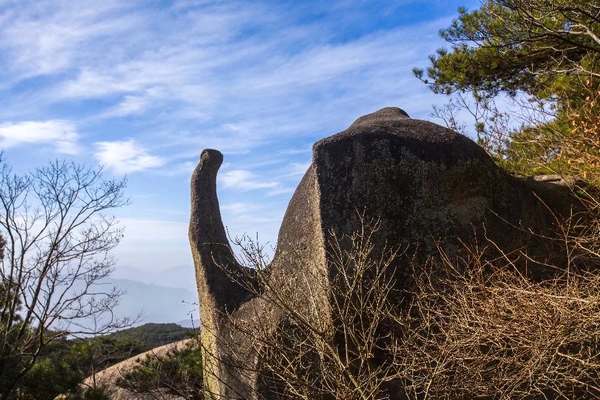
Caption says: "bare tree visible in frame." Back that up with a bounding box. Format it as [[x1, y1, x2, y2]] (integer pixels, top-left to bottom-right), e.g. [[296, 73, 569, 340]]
[[0, 157, 129, 399], [196, 217, 406, 400], [431, 91, 515, 156]]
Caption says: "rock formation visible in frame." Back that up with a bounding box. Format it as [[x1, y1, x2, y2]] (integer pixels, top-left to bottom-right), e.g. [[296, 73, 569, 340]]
[[189, 107, 575, 399]]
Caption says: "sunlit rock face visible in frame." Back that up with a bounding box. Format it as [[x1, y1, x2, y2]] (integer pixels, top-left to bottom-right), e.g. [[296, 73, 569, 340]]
[[189, 107, 575, 399]]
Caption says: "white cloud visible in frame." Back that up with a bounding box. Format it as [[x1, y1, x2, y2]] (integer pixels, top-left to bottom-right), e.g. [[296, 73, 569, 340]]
[[0, 0, 141, 80], [94, 139, 164, 174], [287, 162, 310, 177], [0, 1, 455, 156], [220, 169, 279, 191], [266, 187, 294, 197], [102, 95, 150, 117], [0, 120, 79, 154], [155, 160, 196, 177], [221, 202, 255, 215], [0, 1, 469, 285]]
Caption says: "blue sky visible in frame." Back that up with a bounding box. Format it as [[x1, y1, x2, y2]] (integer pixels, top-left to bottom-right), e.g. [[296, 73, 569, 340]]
[[0, 0, 477, 289]]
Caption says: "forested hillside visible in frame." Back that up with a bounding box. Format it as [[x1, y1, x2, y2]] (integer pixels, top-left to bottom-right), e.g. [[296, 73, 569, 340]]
[[10, 323, 195, 399]]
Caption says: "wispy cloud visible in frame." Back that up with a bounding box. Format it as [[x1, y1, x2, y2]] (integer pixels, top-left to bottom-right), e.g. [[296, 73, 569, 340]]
[[0, 0, 141, 81], [266, 187, 295, 197], [0, 120, 79, 154], [221, 202, 262, 215], [0, 0, 471, 277], [94, 139, 164, 174], [101, 94, 152, 118], [1, 1, 451, 157], [287, 162, 311, 177], [219, 201, 282, 248], [220, 169, 279, 191]]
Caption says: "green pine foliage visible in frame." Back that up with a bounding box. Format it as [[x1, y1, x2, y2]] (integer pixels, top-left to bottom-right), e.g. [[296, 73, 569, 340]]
[[415, 0, 600, 179], [105, 323, 195, 349], [414, 1, 599, 100]]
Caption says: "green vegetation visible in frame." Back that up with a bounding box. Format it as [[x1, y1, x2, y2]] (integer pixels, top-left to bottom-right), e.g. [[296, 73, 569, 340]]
[[0, 158, 199, 399], [1, 3, 599, 400], [415, 0, 600, 182], [116, 340, 203, 399], [4, 335, 135, 399], [414, 1, 598, 99], [0, 323, 197, 400], [106, 322, 195, 350]]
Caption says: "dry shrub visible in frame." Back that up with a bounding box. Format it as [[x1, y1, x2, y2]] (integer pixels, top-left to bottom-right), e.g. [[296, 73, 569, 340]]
[[562, 82, 600, 187], [398, 79, 600, 399], [398, 175, 600, 399], [504, 79, 600, 184], [398, 248, 600, 400], [213, 206, 600, 400], [226, 217, 404, 400]]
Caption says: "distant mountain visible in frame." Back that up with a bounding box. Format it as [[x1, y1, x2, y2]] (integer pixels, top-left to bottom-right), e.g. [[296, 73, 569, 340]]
[[113, 265, 197, 293], [109, 278, 198, 325]]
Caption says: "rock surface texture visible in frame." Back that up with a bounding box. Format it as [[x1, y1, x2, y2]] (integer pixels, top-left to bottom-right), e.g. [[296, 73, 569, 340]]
[[189, 107, 574, 399]]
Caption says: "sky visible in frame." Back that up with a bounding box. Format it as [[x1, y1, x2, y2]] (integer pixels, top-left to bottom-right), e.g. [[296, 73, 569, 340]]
[[0, 0, 479, 291]]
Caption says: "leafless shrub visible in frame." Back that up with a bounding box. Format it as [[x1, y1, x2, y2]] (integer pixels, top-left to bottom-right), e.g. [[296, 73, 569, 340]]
[[432, 91, 516, 156], [202, 77, 600, 396], [256, 221, 403, 400], [199, 197, 600, 400], [199, 217, 404, 400], [397, 245, 600, 400]]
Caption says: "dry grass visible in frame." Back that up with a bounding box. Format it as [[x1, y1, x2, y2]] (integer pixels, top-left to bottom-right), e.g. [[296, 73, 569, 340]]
[[211, 202, 600, 400], [397, 249, 600, 400]]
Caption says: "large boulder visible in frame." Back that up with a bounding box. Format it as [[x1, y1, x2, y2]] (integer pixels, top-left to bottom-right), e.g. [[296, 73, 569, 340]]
[[189, 107, 574, 399]]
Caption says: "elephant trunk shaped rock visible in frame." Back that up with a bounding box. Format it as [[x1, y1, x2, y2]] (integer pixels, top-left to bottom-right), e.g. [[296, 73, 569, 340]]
[[189, 107, 576, 399], [189, 149, 259, 399], [189, 149, 254, 313]]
